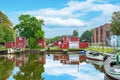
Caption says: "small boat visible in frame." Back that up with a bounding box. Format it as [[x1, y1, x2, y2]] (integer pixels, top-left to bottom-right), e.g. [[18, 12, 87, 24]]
[[104, 53, 120, 79], [7, 48, 15, 54], [86, 59, 103, 66], [86, 50, 104, 61]]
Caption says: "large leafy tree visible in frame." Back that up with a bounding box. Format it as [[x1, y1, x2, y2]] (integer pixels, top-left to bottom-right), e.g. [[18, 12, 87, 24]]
[[14, 14, 45, 48], [111, 11, 120, 35], [0, 11, 15, 43], [0, 11, 13, 26], [73, 30, 79, 37], [80, 30, 93, 42], [14, 14, 44, 39]]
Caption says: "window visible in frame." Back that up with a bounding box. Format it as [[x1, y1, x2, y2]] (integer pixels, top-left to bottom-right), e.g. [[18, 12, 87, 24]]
[[19, 37, 22, 40]]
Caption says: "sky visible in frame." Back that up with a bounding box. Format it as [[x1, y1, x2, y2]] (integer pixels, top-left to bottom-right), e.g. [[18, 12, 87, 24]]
[[0, 0, 120, 38]]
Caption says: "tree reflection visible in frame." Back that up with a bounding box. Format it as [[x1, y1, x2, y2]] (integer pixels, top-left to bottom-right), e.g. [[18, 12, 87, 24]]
[[0, 57, 15, 80], [13, 54, 45, 80]]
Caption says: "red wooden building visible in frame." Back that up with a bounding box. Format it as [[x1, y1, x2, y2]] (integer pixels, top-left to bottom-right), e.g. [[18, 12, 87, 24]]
[[53, 35, 89, 49], [5, 37, 26, 48], [15, 37, 26, 48], [6, 37, 46, 48], [37, 39, 46, 48], [5, 42, 15, 48]]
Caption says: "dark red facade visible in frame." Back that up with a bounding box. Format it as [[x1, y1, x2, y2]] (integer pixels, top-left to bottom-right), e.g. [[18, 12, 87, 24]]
[[15, 37, 26, 48], [79, 42, 89, 48], [92, 23, 110, 44], [5, 42, 15, 48], [5, 37, 26, 48], [53, 41, 59, 46], [53, 36, 89, 48], [37, 39, 46, 48], [6, 37, 46, 48]]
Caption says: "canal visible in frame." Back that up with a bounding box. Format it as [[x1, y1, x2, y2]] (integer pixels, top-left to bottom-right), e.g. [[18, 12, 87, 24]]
[[0, 53, 118, 80]]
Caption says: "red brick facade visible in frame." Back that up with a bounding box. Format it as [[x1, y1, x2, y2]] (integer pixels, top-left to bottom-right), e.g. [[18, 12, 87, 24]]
[[92, 23, 110, 44]]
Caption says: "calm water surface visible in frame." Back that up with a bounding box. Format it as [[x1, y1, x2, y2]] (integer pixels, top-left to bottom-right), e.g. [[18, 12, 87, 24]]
[[0, 53, 118, 80]]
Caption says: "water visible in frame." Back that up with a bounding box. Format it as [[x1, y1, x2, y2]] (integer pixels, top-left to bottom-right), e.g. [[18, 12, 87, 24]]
[[0, 53, 118, 80]]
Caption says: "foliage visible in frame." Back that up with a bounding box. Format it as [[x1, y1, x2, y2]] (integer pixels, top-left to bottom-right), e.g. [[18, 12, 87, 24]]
[[0, 11, 15, 43], [14, 14, 45, 48], [80, 30, 93, 42], [14, 14, 44, 39], [13, 54, 44, 80], [0, 58, 15, 80], [2, 24, 15, 42], [35, 30, 44, 39], [46, 36, 61, 45], [46, 38, 52, 45], [73, 30, 78, 37], [0, 25, 4, 42], [0, 11, 13, 26], [111, 11, 120, 35], [28, 38, 38, 49], [53, 36, 61, 41]]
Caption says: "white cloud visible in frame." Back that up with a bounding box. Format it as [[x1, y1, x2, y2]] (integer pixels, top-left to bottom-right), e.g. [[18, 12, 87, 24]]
[[22, 0, 120, 28], [91, 4, 120, 15], [37, 16, 85, 27], [9, 0, 120, 38]]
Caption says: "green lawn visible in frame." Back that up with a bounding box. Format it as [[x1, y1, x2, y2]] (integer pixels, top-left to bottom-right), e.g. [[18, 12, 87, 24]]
[[85, 46, 116, 54]]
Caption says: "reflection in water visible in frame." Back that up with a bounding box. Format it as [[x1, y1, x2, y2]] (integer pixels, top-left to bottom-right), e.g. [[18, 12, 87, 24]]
[[0, 54, 45, 80], [0, 53, 119, 80], [43, 54, 104, 80], [13, 54, 45, 80], [0, 56, 15, 80]]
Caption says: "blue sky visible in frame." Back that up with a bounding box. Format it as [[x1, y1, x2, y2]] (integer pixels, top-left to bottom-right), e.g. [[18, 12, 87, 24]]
[[0, 0, 120, 38]]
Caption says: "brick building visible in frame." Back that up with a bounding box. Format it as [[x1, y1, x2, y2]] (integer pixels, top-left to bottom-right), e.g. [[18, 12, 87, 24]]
[[92, 23, 111, 45]]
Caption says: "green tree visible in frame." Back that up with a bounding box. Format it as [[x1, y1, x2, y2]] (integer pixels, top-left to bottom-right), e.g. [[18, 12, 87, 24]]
[[3, 24, 15, 42], [73, 30, 78, 37], [46, 36, 61, 45], [80, 30, 93, 42], [54, 36, 61, 41], [14, 14, 44, 39], [0, 11, 13, 26], [35, 30, 44, 39], [0, 25, 4, 42], [0, 11, 15, 44], [111, 11, 120, 35], [14, 14, 45, 48]]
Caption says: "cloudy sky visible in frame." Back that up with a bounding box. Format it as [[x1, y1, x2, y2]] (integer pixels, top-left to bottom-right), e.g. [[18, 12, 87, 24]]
[[0, 0, 120, 38]]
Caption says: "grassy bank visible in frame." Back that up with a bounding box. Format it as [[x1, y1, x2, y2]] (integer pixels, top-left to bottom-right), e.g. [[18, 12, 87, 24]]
[[85, 46, 116, 54]]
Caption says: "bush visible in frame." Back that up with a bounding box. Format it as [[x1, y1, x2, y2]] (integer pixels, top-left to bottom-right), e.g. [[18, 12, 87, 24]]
[[28, 38, 38, 49]]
